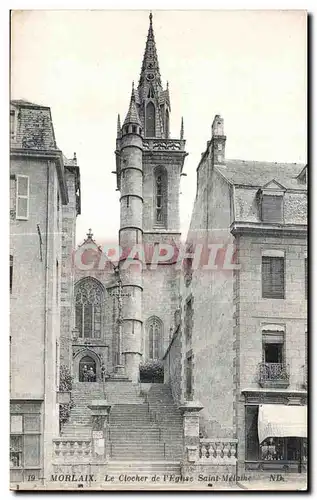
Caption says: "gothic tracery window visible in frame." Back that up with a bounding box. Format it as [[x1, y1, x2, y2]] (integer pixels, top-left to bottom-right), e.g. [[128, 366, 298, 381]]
[[148, 316, 163, 360], [75, 279, 103, 339]]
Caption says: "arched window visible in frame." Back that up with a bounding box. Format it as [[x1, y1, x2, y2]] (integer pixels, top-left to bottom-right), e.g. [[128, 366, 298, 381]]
[[146, 102, 156, 137], [147, 316, 163, 360], [154, 167, 167, 226], [147, 86, 155, 99], [165, 109, 170, 138], [75, 279, 103, 339]]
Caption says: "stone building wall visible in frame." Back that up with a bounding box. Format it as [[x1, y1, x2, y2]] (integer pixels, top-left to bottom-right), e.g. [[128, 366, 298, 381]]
[[181, 162, 236, 439], [60, 169, 78, 371], [142, 263, 179, 359], [164, 327, 183, 405]]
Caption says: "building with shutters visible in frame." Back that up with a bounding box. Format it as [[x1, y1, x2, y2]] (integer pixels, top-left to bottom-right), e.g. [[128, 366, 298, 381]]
[[175, 114, 308, 476], [9, 99, 81, 483]]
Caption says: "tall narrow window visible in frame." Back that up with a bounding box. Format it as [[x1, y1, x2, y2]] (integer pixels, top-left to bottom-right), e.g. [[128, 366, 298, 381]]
[[75, 279, 103, 339], [305, 258, 308, 299], [147, 316, 162, 359], [146, 101, 155, 137], [154, 167, 167, 226], [16, 175, 29, 220], [10, 255, 13, 293], [185, 298, 193, 346], [56, 260, 59, 305], [262, 256, 285, 299], [186, 355, 193, 400], [165, 109, 170, 138], [57, 190, 60, 230], [10, 110, 16, 140], [147, 86, 155, 99]]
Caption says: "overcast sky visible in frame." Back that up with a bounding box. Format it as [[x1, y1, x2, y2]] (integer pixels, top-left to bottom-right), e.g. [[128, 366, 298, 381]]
[[11, 10, 307, 245]]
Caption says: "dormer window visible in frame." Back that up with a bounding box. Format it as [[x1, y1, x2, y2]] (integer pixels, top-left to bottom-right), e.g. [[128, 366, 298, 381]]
[[259, 180, 286, 224]]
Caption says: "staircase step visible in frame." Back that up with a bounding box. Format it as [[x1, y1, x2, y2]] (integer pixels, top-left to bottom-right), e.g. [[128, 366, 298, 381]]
[[61, 382, 183, 463]]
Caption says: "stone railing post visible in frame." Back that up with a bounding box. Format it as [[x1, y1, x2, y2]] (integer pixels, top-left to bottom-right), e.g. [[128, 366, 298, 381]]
[[179, 401, 204, 468], [88, 400, 111, 461]]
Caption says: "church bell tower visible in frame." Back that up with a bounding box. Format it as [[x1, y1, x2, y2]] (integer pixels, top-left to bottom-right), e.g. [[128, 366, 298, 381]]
[[115, 13, 187, 382]]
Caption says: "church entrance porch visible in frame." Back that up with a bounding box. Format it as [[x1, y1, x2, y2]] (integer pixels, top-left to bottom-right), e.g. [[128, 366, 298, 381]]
[[73, 348, 105, 383], [79, 356, 96, 382]]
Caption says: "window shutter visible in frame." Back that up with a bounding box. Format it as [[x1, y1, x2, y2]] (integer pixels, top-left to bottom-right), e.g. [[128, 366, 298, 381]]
[[271, 257, 285, 298], [262, 257, 271, 297], [262, 195, 283, 223], [16, 175, 29, 220], [262, 331, 284, 344], [262, 256, 285, 299]]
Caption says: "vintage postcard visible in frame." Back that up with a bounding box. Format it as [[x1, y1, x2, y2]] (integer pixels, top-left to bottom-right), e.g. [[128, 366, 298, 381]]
[[9, 9, 307, 491]]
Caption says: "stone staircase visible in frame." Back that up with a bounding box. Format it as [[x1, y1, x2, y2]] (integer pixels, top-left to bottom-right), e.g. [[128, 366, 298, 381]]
[[60, 382, 183, 472]]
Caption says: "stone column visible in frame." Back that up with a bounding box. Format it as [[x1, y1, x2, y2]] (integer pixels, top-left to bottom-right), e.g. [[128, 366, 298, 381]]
[[179, 401, 203, 476], [88, 400, 111, 461]]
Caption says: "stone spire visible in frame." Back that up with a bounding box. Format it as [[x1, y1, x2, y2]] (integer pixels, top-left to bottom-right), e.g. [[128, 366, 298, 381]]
[[123, 82, 142, 127], [138, 12, 162, 89], [117, 114, 121, 137], [180, 117, 184, 140]]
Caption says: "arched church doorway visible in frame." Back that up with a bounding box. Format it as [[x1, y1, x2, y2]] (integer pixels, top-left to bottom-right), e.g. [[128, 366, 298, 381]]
[[79, 355, 96, 382]]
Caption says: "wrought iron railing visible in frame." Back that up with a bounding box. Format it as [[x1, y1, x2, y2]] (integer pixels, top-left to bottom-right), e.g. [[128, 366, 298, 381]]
[[258, 362, 290, 386]]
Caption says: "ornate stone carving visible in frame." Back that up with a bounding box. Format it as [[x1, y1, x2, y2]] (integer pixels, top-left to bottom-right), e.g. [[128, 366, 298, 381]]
[[75, 280, 103, 305]]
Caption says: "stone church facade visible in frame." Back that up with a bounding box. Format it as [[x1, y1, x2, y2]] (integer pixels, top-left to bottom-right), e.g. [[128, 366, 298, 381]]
[[60, 13, 186, 385]]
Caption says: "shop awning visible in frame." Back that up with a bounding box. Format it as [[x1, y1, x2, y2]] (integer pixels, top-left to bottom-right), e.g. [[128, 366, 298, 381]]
[[258, 404, 307, 444]]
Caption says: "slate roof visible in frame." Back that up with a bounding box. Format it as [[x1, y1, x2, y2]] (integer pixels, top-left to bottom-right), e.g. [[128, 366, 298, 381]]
[[217, 160, 307, 191]]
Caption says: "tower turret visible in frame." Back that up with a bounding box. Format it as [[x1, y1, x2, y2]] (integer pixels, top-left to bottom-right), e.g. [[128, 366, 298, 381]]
[[115, 83, 144, 382], [114, 13, 187, 381]]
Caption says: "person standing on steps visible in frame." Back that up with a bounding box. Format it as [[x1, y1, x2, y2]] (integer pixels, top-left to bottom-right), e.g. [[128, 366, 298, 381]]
[[88, 366, 96, 382], [82, 364, 88, 382]]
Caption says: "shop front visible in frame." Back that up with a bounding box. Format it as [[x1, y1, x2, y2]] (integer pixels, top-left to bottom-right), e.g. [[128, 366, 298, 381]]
[[245, 403, 307, 472]]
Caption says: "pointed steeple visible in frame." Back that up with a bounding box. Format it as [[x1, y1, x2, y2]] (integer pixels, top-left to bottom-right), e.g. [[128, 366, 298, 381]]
[[180, 117, 184, 140], [138, 12, 162, 89], [123, 82, 142, 127], [117, 113, 121, 135]]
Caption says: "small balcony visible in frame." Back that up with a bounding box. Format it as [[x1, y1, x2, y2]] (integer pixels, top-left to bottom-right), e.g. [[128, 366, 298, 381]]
[[258, 362, 290, 389]]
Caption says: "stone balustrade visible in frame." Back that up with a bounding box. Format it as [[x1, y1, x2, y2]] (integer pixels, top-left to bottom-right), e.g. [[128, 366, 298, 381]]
[[53, 438, 92, 461], [199, 439, 238, 464], [142, 138, 186, 152]]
